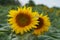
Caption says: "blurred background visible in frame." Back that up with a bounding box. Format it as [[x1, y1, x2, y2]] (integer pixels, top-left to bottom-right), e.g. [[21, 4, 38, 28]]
[[0, 0, 60, 40]]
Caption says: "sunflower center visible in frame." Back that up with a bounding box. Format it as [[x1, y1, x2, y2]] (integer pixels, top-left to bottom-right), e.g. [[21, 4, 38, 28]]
[[35, 18, 44, 29], [16, 13, 31, 27]]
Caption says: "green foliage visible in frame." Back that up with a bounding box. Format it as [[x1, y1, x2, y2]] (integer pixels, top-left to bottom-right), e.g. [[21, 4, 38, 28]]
[[25, 0, 36, 7], [0, 32, 9, 40], [0, 5, 18, 24], [33, 5, 60, 40], [0, 0, 21, 5], [0, 4, 60, 40]]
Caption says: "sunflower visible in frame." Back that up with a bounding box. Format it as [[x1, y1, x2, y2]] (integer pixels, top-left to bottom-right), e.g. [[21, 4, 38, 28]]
[[42, 6, 49, 11], [56, 10, 60, 16], [33, 14, 51, 35], [48, 8, 54, 13], [8, 6, 39, 34]]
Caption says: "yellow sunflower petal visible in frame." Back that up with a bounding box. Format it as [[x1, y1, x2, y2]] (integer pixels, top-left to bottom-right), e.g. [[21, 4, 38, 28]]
[[33, 14, 51, 36], [8, 6, 39, 35]]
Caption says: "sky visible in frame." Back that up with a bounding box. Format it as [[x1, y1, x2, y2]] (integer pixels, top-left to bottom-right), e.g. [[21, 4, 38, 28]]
[[19, 0, 60, 8]]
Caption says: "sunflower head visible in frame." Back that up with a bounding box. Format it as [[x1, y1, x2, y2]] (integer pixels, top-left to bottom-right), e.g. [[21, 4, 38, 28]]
[[8, 6, 39, 35], [48, 8, 54, 13], [56, 10, 60, 16], [33, 14, 51, 36]]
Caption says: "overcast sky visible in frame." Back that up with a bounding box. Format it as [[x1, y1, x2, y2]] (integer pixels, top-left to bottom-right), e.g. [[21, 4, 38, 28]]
[[19, 0, 60, 8]]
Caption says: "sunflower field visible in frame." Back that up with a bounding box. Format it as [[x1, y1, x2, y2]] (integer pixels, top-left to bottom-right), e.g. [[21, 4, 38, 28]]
[[0, 0, 60, 40]]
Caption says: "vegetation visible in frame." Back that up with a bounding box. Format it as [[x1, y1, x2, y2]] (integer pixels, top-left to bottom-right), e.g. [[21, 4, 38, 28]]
[[0, 0, 21, 5], [0, 0, 60, 40]]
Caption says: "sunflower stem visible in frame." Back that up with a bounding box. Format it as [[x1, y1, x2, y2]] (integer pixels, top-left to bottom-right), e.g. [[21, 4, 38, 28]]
[[9, 32, 13, 40], [27, 33, 39, 40], [17, 35, 25, 40]]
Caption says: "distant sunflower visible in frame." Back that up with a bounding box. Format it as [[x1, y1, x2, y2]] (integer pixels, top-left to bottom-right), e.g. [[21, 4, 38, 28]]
[[48, 8, 54, 13], [56, 10, 60, 16], [42, 6, 49, 11], [8, 6, 39, 34], [33, 14, 51, 35]]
